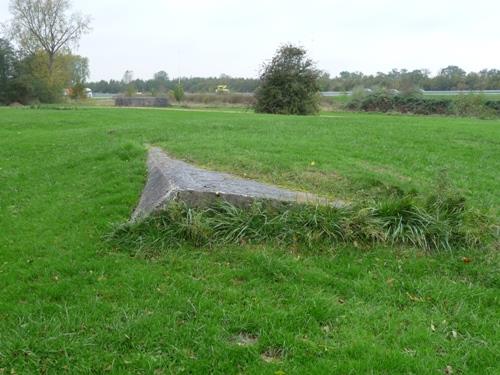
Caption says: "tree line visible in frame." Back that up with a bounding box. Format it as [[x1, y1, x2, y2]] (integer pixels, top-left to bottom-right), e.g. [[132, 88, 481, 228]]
[[320, 67, 500, 92], [85, 66, 500, 95], [86, 74, 259, 95]]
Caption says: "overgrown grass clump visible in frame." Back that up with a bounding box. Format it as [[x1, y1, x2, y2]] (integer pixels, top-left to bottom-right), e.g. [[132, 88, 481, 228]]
[[109, 191, 491, 255]]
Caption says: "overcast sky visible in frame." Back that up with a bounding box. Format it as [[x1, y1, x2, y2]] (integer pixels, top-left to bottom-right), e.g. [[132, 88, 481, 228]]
[[1, 0, 499, 81]]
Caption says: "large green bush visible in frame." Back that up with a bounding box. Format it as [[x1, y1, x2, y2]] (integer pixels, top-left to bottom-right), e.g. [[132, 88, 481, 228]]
[[254, 44, 321, 115], [485, 100, 500, 114], [453, 94, 497, 118]]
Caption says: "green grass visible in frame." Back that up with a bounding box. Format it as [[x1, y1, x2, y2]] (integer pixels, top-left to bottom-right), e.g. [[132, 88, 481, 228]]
[[0, 107, 499, 374]]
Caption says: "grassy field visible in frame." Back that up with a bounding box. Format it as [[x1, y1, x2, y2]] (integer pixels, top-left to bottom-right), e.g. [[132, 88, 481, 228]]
[[0, 107, 498, 374]]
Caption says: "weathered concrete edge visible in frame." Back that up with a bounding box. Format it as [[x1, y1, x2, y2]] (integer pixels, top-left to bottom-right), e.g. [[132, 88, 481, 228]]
[[131, 147, 347, 222]]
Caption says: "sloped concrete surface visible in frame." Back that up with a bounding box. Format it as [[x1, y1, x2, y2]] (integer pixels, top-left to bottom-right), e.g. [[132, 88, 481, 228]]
[[132, 147, 344, 221]]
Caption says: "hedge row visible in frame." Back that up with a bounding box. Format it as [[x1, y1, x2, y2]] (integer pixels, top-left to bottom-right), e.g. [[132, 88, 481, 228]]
[[346, 93, 500, 117]]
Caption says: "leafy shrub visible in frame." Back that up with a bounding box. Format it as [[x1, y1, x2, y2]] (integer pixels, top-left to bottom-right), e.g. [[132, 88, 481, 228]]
[[254, 44, 321, 115], [484, 100, 500, 115], [172, 84, 185, 103], [453, 94, 496, 119], [70, 83, 86, 100]]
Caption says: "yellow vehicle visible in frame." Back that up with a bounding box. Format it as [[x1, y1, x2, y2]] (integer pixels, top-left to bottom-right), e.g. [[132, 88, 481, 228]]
[[215, 85, 230, 94]]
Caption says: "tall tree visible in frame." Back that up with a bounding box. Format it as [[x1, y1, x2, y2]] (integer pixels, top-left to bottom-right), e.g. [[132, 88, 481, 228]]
[[154, 71, 169, 82], [434, 66, 466, 90], [152, 70, 169, 94], [6, 0, 91, 73], [0, 39, 18, 103], [15, 51, 86, 102]]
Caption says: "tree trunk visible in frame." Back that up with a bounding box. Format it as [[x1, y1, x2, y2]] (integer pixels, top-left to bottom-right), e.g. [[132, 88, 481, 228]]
[[48, 52, 55, 75]]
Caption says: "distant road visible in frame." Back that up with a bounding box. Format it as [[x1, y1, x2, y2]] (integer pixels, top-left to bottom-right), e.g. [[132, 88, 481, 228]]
[[419, 90, 500, 96], [92, 91, 500, 98], [321, 90, 500, 97]]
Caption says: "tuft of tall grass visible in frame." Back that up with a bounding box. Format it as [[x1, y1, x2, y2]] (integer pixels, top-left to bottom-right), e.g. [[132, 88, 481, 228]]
[[108, 189, 493, 255]]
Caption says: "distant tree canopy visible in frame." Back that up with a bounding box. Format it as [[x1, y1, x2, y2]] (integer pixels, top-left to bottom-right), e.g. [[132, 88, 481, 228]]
[[0, 0, 91, 104], [254, 44, 321, 115], [322, 67, 500, 92], [0, 39, 17, 103], [86, 75, 260, 95], [0, 44, 89, 103], [85, 66, 500, 97], [7, 0, 91, 72]]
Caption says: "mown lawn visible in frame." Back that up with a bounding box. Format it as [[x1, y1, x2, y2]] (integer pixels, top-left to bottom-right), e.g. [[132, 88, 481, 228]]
[[0, 107, 498, 374]]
